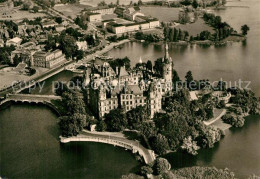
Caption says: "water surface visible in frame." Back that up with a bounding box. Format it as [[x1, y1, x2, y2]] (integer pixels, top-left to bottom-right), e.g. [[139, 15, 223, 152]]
[[0, 103, 140, 178]]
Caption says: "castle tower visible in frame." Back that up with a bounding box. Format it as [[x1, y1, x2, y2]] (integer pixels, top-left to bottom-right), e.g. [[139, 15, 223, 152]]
[[83, 67, 90, 86], [163, 43, 172, 82]]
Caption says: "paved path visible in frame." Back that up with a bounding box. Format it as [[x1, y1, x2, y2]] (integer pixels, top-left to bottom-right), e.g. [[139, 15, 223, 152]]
[[60, 130, 156, 164], [204, 108, 227, 126]]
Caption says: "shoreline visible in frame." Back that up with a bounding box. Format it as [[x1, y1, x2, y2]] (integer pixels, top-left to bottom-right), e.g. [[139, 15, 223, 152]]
[[60, 130, 156, 165], [137, 35, 246, 47]]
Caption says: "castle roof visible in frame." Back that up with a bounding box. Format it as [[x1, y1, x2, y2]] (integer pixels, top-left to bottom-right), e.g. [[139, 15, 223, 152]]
[[119, 66, 129, 77]]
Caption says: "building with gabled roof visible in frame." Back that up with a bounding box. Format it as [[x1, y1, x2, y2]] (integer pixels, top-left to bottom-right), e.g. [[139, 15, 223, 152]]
[[85, 43, 173, 119]]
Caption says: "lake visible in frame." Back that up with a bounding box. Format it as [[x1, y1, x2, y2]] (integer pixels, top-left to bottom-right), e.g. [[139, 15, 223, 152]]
[[106, 0, 260, 96], [0, 103, 140, 178], [163, 115, 260, 179]]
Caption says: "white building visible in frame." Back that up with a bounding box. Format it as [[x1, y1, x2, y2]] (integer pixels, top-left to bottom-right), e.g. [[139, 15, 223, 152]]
[[76, 41, 88, 51], [85, 12, 102, 22], [0, 39, 4, 47], [89, 7, 115, 15], [6, 37, 22, 47], [32, 50, 65, 68]]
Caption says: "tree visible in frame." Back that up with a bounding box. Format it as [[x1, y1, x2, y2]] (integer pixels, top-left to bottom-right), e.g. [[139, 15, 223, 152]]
[[185, 70, 194, 89], [181, 136, 200, 155], [96, 120, 107, 131], [150, 134, 170, 155], [61, 91, 86, 115], [126, 105, 149, 129], [59, 34, 78, 59], [146, 60, 153, 71], [59, 113, 87, 136], [105, 108, 127, 132], [76, 49, 84, 60], [22, 3, 30, 10], [169, 28, 174, 41], [13, 54, 22, 66], [140, 165, 153, 176], [98, 1, 107, 6], [55, 17, 63, 24], [139, 122, 157, 138], [173, 28, 178, 42], [116, 0, 120, 5], [241, 24, 250, 36], [154, 158, 171, 175], [222, 113, 245, 128], [138, 0, 143, 5], [153, 58, 164, 77], [55, 82, 70, 96], [178, 28, 183, 41], [172, 69, 181, 89], [192, 0, 198, 8], [32, 6, 39, 13], [121, 173, 144, 179], [196, 123, 222, 148]]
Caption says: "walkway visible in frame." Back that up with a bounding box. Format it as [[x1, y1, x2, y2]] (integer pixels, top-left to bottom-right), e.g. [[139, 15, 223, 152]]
[[204, 108, 227, 126], [60, 130, 156, 164]]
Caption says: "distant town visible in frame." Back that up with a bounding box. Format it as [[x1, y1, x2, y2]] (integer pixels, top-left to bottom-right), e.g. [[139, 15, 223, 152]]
[[0, 0, 259, 178]]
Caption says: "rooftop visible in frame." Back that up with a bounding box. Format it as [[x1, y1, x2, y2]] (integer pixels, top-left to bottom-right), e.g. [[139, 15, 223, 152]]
[[107, 22, 124, 27], [8, 37, 22, 43]]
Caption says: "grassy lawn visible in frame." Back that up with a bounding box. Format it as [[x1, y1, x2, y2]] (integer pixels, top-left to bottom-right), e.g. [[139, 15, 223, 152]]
[[53, 4, 90, 19], [140, 6, 180, 22], [175, 18, 215, 36], [0, 10, 46, 21]]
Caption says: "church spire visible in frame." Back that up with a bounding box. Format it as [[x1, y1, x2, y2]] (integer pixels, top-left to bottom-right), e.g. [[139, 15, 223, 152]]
[[165, 42, 169, 60]]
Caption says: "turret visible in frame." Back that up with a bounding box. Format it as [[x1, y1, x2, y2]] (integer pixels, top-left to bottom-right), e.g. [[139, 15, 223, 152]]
[[163, 42, 172, 82]]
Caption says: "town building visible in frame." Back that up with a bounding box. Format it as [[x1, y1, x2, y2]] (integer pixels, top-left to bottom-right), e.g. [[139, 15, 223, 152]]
[[123, 7, 144, 21], [76, 41, 88, 51], [89, 6, 115, 15], [6, 37, 22, 47], [10, 41, 39, 64], [42, 20, 58, 28], [106, 18, 160, 34], [32, 49, 65, 68], [0, 39, 4, 47], [84, 43, 173, 119], [85, 12, 102, 22]]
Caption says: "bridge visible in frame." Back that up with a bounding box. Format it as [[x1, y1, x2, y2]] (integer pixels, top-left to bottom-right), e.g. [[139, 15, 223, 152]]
[[0, 94, 61, 104], [60, 130, 156, 165], [0, 94, 62, 115]]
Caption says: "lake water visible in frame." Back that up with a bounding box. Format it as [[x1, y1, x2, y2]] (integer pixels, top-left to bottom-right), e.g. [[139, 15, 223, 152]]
[[164, 115, 260, 179], [0, 103, 140, 178], [106, 0, 260, 96]]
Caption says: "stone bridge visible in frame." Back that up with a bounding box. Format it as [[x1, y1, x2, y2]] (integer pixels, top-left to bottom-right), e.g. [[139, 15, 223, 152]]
[[0, 94, 61, 106]]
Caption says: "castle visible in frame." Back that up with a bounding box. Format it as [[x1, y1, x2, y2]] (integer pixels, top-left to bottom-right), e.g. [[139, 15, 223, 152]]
[[84, 43, 173, 119]]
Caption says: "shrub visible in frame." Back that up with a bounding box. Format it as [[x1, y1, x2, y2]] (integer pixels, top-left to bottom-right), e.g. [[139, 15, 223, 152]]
[[222, 113, 245, 127]]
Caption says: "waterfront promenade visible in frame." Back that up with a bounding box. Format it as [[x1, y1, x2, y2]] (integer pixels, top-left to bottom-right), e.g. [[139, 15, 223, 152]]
[[60, 130, 156, 165]]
